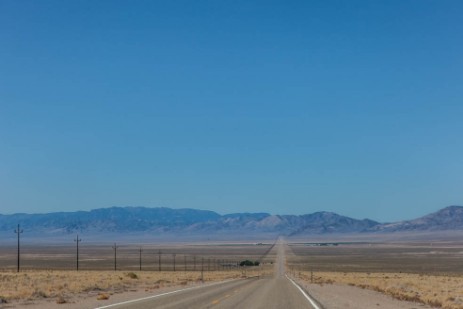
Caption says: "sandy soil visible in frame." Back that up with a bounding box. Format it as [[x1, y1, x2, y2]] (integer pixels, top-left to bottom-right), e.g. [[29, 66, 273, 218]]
[[1, 280, 222, 309], [296, 279, 437, 309]]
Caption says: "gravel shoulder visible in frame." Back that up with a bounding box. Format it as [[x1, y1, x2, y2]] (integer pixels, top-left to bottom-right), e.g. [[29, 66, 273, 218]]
[[296, 279, 437, 309]]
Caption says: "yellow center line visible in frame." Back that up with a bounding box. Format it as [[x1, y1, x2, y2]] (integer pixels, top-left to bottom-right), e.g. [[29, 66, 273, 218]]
[[210, 281, 252, 306], [211, 291, 236, 305]]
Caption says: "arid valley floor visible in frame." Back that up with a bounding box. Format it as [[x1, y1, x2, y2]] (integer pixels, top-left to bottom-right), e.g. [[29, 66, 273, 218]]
[[0, 238, 462, 308]]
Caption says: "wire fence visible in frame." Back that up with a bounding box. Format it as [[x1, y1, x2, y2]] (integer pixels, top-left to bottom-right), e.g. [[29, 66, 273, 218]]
[[0, 241, 276, 272]]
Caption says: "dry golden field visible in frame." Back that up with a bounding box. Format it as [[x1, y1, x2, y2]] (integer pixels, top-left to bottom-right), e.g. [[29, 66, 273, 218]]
[[0, 242, 276, 305], [0, 269, 265, 304], [287, 242, 463, 309], [297, 271, 463, 309]]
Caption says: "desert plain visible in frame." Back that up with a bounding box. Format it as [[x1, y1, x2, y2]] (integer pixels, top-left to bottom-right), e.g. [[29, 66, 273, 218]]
[[0, 238, 462, 308]]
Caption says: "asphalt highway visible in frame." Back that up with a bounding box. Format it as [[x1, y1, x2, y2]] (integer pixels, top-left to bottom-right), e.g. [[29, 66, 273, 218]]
[[95, 240, 319, 309]]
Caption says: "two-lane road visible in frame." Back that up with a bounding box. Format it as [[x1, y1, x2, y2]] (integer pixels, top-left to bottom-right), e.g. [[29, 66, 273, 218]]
[[96, 240, 320, 309]]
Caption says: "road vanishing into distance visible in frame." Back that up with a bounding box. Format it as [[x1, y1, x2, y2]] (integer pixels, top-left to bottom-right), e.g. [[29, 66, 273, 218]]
[[95, 239, 320, 309]]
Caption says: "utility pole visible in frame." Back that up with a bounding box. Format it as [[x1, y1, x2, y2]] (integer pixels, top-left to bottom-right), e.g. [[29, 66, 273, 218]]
[[112, 243, 119, 271], [193, 255, 196, 271], [172, 253, 176, 272], [201, 257, 204, 282], [74, 234, 82, 271], [184, 255, 187, 272], [139, 247, 143, 271], [158, 250, 162, 271], [14, 224, 23, 273]]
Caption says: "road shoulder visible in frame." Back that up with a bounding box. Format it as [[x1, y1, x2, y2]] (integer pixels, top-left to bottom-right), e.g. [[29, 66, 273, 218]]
[[294, 279, 437, 309], [6, 279, 241, 309]]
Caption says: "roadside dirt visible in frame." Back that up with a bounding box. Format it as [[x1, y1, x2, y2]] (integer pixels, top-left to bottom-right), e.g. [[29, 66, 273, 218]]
[[296, 279, 437, 309], [1, 280, 215, 309]]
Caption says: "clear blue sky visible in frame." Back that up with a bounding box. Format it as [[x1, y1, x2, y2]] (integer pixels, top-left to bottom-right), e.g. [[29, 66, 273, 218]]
[[1, 1, 462, 221]]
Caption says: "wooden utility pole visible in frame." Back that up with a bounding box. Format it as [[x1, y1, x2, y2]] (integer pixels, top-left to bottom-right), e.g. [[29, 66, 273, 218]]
[[112, 243, 119, 271], [14, 224, 23, 273], [74, 234, 82, 271], [201, 257, 204, 282], [139, 247, 143, 271]]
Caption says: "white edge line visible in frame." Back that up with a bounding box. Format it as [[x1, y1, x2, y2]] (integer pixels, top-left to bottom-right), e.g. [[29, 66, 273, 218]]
[[286, 275, 322, 309], [94, 278, 241, 309]]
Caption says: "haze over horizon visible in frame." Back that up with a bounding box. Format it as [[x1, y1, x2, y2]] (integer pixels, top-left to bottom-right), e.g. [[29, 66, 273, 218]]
[[1, 204, 462, 225], [1, 1, 462, 222]]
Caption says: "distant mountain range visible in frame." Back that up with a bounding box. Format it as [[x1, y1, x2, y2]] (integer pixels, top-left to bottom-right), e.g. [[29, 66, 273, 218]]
[[0, 206, 462, 237], [370, 205, 463, 232]]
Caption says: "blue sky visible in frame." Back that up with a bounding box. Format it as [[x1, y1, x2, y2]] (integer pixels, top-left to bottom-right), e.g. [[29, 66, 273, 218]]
[[1, 1, 462, 221]]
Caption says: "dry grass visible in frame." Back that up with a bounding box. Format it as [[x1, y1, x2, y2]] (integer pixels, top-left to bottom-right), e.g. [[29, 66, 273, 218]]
[[297, 271, 463, 309], [287, 242, 463, 308], [96, 293, 110, 300], [0, 269, 263, 303], [0, 241, 276, 306]]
